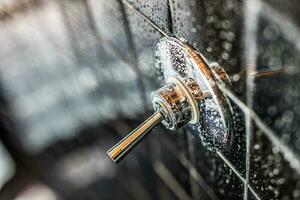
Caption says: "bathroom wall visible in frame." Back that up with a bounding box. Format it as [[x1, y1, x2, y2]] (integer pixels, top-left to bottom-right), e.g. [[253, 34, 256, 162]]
[[0, 0, 299, 199]]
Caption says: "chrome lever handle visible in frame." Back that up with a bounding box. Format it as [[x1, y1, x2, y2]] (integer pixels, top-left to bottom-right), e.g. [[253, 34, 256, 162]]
[[107, 112, 163, 163], [107, 77, 203, 163]]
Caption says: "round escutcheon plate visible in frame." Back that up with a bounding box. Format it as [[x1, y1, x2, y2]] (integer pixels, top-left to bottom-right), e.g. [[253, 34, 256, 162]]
[[154, 37, 234, 151]]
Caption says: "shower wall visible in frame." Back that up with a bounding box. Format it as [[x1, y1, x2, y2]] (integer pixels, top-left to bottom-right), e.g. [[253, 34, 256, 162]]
[[0, 0, 299, 199]]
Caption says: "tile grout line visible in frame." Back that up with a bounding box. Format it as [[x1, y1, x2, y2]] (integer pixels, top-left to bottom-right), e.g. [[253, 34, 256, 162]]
[[253, 113, 300, 173], [243, 0, 261, 199], [248, 185, 262, 200], [179, 151, 218, 200], [121, 0, 169, 37], [216, 151, 246, 183], [161, 130, 263, 200], [167, 0, 175, 35], [217, 151, 262, 200]]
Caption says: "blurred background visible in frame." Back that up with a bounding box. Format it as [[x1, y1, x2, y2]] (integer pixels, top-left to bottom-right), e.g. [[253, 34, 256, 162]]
[[0, 0, 300, 199]]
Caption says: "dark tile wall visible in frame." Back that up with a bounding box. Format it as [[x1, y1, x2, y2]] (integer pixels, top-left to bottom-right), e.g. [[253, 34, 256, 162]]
[[190, 132, 245, 200], [1, 0, 300, 200], [123, 0, 248, 199], [250, 123, 300, 199], [114, 1, 300, 199]]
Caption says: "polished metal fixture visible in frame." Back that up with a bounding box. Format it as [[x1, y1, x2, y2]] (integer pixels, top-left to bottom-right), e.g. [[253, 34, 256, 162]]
[[107, 37, 234, 163]]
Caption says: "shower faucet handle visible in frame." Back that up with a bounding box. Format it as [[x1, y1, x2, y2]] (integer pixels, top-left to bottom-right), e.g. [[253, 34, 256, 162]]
[[107, 77, 203, 163], [107, 36, 235, 163], [107, 112, 163, 163]]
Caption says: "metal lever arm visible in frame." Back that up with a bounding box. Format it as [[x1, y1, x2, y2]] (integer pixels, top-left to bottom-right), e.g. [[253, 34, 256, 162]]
[[107, 112, 163, 163]]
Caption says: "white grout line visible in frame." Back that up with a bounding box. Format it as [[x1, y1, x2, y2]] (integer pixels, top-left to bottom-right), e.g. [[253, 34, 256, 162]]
[[218, 84, 300, 175], [121, 0, 169, 37], [216, 151, 246, 183], [243, 0, 261, 199], [217, 151, 263, 200], [248, 185, 262, 200]]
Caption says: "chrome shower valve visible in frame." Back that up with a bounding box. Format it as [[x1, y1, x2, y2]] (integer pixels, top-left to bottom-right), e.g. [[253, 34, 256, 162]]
[[107, 76, 204, 163], [107, 37, 234, 163]]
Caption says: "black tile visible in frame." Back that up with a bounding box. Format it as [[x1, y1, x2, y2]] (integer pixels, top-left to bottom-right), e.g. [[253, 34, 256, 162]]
[[170, 0, 246, 105], [171, 0, 243, 74], [254, 17, 300, 154], [169, 0, 204, 48], [249, 123, 300, 199]]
